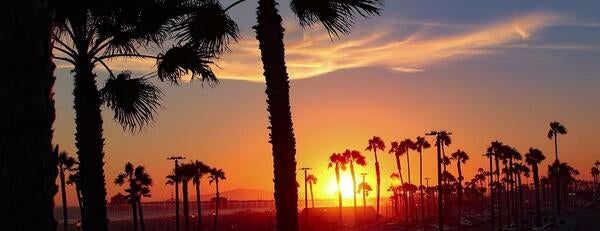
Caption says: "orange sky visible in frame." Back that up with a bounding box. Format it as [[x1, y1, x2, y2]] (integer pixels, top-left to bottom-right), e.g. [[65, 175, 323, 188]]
[[51, 2, 600, 207]]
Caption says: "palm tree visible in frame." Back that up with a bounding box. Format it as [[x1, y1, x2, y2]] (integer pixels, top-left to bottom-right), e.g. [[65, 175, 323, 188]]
[[414, 136, 431, 226], [514, 162, 530, 230], [67, 170, 84, 220], [525, 148, 545, 227], [358, 181, 373, 214], [451, 149, 469, 224], [52, 2, 236, 228], [401, 138, 416, 221], [484, 152, 495, 230], [366, 136, 386, 218], [328, 152, 348, 225], [547, 121, 567, 214], [166, 171, 182, 231], [114, 163, 153, 231], [0, 2, 57, 230], [306, 174, 318, 208], [193, 161, 211, 230], [591, 167, 599, 199], [58, 151, 77, 231], [342, 150, 367, 213], [178, 163, 198, 231], [209, 168, 226, 231], [488, 141, 504, 228], [242, 1, 384, 229], [388, 141, 406, 219]]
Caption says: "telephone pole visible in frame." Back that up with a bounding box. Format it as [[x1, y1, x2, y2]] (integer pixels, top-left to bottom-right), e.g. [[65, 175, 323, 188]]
[[168, 156, 185, 231]]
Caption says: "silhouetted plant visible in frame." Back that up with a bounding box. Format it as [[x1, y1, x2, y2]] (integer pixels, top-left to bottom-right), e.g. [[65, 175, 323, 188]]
[[178, 162, 198, 231], [547, 121, 567, 214], [57, 151, 77, 231], [401, 138, 416, 221], [306, 174, 318, 208], [193, 160, 211, 229], [51, 1, 237, 229], [328, 152, 348, 225], [366, 136, 386, 218], [525, 148, 545, 227], [114, 163, 152, 231], [342, 149, 367, 216], [451, 149, 469, 226], [209, 168, 226, 231], [414, 136, 431, 226]]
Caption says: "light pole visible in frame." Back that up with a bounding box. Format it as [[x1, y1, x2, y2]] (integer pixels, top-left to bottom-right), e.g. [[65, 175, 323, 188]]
[[168, 156, 185, 231], [300, 167, 311, 230], [426, 130, 452, 231]]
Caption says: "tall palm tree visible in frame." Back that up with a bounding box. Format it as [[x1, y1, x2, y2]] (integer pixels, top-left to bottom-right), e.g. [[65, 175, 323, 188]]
[[488, 140, 504, 228], [484, 152, 495, 231], [451, 149, 469, 224], [506, 146, 522, 225], [342, 150, 367, 213], [114, 163, 153, 231], [547, 121, 567, 214], [328, 152, 348, 225], [0, 1, 57, 229], [525, 148, 545, 227], [178, 163, 198, 231], [514, 162, 530, 230], [243, 1, 383, 228], [52, 2, 236, 228], [58, 151, 77, 231], [401, 138, 416, 221], [193, 161, 211, 230], [366, 136, 386, 218], [388, 141, 406, 219], [306, 174, 318, 208], [166, 171, 182, 231], [209, 168, 226, 231], [414, 136, 431, 227]]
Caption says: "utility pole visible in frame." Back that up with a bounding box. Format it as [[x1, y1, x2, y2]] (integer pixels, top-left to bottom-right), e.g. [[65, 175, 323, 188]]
[[427, 130, 452, 231], [300, 167, 311, 230], [168, 156, 185, 231]]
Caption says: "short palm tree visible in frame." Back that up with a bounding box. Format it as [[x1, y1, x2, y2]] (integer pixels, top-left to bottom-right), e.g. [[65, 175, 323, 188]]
[[209, 168, 226, 231], [591, 167, 599, 199], [358, 181, 373, 213], [193, 161, 211, 229], [67, 168, 84, 220], [306, 174, 318, 208], [366, 136, 386, 218], [525, 148, 545, 227], [52, 1, 237, 228], [58, 151, 77, 231], [165, 171, 182, 230], [451, 149, 469, 223], [414, 136, 431, 226], [178, 163, 198, 231], [329, 152, 348, 225], [547, 121, 567, 214], [342, 150, 367, 212], [114, 163, 153, 231]]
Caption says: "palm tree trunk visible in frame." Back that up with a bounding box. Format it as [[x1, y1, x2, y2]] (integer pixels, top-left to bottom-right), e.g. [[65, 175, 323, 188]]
[[495, 155, 502, 229], [350, 162, 357, 222], [138, 199, 145, 231], [374, 150, 381, 219], [518, 173, 524, 230], [0, 1, 57, 229], [182, 181, 190, 231], [196, 182, 202, 230], [73, 57, 108, 231], [554, 135, 560, 215], [457, 161, 463, 230], [533, 164, 542, 227], [214, 179, 220, 231], [435, 140, 443, 231], [406, 151, 413, 222], [335, 166, 343, 225], [254, 0, 299, 230], [175, 178, 180, 231], [131, 200, 138, 231], [419, 151, 425, 229], [310, 183, 314, 208], [60, 168, 69, 231], [488, 155, 495, 231]]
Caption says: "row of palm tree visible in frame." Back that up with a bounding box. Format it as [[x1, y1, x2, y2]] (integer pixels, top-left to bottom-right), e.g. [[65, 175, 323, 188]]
[[327, 149, 368, 224], [167, 160, 225, 231]]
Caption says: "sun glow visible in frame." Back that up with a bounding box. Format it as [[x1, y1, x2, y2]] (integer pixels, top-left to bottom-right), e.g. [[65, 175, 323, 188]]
[[326, 173, 359, 200]]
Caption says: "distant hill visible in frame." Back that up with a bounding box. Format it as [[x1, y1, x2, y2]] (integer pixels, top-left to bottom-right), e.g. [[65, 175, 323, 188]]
[[200, 188, 273, 201]]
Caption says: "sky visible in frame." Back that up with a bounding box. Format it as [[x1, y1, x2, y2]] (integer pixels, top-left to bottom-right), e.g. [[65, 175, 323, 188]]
[[52, 0, 600, 206]]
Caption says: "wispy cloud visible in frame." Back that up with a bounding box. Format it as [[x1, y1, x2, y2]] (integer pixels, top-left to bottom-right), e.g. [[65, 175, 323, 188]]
[[66, 12, 563, 82]]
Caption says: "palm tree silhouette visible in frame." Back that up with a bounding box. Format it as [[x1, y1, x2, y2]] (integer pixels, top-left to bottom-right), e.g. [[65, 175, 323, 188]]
[[366, 136, 386, 218], [388, 141, 406, 219], [525, 148, 545, 227], [358, 181, 373, 214], [514, 162, 530, 230], [328, 152, 348, 225], [178, 163, 198, 231], [451, 149, 469, 226], [400, 138, 416, 221], [51, 2, 236, 228], [1, 2, 57, 229], [114, 163, 153, 231], [306, 174, 318, 208], [591, 167, 599, 199], [488, 140, 504, 228], [342, 149, 367, 216], [414, 136, 431, 227], [166, 172, 181, 231], [58, 151, 77, 231], [67, 171, 84, 219], [209, 168, 226, 231], [547, 121, 567, 214], [484, 152, 495, 230], [193, 161, 211, 230]]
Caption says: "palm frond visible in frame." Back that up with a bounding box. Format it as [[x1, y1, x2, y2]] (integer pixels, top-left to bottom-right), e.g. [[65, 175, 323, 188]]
[[290, 0, 383, 37], [173, 2, 239, 53], [157, 45, 218, 85], [100, 71, 163, 132]]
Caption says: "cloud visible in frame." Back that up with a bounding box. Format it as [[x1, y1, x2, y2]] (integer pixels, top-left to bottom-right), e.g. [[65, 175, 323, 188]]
[[59, 12, 563, 82]]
